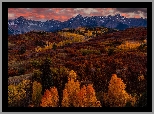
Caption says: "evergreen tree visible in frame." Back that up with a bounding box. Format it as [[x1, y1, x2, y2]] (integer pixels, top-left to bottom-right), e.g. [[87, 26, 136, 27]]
[[40, 58, 53, 94], [18, 46, 26, 55], [52, 43, 57, 50], [135, 91, 147, 107]]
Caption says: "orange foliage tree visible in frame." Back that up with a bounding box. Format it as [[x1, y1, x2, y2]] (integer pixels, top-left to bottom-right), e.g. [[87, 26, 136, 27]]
[[62, 70, 101, 107], [76, 84, 101, 107], [61, 70, 80, 107], [40, 87, 59, 107]]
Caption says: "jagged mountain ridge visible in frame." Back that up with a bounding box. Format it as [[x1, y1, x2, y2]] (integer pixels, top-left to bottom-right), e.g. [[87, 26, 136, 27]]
[[8, 14, 147, 35]]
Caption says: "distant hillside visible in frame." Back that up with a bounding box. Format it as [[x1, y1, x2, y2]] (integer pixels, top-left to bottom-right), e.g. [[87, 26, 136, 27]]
[[8, 26, 147, 100]]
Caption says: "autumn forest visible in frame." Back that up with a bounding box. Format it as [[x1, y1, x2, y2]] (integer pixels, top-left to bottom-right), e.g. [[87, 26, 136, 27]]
[[8, 26, 147, 107]]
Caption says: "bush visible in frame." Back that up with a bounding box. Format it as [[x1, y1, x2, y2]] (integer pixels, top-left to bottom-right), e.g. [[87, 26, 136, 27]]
[[17, 68, 25, 75], [103, 41, 119, 47], [8, 84, 26, 107], [80, 49, 101, 56], [112, 41, 123, 47], [117, 41, 141, 51], [18, 80, 31, 89], [32, 70, 42, 83], [138, 43, 147, 52], [35, 40, 46, 47], [135, 91, 147, 107], [8, 80, 31, 107], [52, 43, 57, 50], [18, 46, 26, 55], [8, 69, 18, 77], [125, 101, 133, 107], [107, 47, 115, 56], [30, 60, 42, 68]]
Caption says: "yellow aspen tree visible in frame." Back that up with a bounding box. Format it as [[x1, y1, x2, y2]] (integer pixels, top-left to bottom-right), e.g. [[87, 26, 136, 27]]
[[68, 70, 77, 80], [62, 70, 101, 107], [32, 81, 42, 107], [76, 84, 101, 107], [138, 74, 145, 81], [76, 85, 87, 107], [50, 87, 59, 107], [62, 70, 80, 107], [86, 84, 100, 107], [63, 79, 80, 107], [61, 89, 70, 107], [104, 74, 136, 107]]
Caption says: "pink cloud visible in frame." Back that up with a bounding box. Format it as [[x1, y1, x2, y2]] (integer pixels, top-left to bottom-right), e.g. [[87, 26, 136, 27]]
[[8, 8, 146, 21]]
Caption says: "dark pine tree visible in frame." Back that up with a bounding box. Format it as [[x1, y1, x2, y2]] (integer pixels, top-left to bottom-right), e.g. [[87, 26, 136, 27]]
[[52, 43, 57, 51], [40, 58, 54, 94]]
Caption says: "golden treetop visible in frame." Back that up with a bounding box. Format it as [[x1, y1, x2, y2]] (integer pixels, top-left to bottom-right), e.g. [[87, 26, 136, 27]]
[[40, 87, 59, 107]]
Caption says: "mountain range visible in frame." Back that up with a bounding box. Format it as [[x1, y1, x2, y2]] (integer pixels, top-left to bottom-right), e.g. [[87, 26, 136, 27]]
[[8, 14, 147, 35]]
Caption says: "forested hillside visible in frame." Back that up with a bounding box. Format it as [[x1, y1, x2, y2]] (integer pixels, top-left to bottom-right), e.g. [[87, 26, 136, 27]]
[[8, 27, 147, 107]]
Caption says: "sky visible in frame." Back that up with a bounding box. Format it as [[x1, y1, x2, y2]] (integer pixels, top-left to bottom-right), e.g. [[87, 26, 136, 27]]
[[8, 8, 147, 22]]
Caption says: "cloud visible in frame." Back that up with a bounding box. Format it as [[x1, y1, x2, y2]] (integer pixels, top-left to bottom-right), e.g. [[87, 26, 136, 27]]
[[8, 8, 147, 21], [83, 8, 99, 15], [8, 13, 15, 18], [115, 8, 147, 13], [115, 8, 147, 18], [74, 8, 85, 11]]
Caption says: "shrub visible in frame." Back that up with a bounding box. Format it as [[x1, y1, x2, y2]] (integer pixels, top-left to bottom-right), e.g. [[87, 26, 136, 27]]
[[135, 91, 147, 107], [52, 43, 57, 50], [32, 70, 42, 83], [112, 40, 122, 47], [8, 80, 31, 107], [8, 84, 26, 107], [107, 47, 115, 56], [30, 60, 42, 68], [80, 48, 101, 56], [117, 41, 141, 51], [138, 43, 147, 52], [35, 40, 46, 47], [17, 68, 25, 75], [8, 69, 18, 77], [18, 46, 26, 55], [125, 101, 133, 107], [18, 80, 31, 89], [138, 75, 145, 82]]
